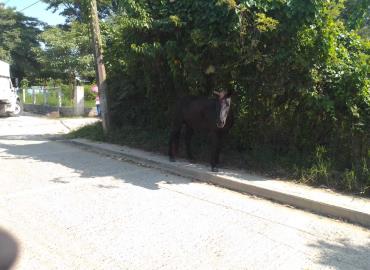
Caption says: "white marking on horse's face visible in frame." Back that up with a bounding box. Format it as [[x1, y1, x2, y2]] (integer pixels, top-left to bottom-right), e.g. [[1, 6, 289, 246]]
[[217, 97, 231, 128]]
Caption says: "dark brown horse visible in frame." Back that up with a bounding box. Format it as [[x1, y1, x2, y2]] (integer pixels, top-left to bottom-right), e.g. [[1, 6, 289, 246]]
[[168, 90, 234, 172]]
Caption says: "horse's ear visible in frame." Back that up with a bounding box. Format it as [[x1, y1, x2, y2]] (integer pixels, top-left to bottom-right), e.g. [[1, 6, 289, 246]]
[[214, 89, 232, 99]]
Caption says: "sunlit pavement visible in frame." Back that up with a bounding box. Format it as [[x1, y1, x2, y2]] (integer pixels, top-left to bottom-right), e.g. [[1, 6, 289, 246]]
[[1, 114, 370, 269]]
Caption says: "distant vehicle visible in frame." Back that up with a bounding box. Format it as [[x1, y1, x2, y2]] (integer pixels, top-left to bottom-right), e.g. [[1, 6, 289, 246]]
[[0, 60, 22, 116]]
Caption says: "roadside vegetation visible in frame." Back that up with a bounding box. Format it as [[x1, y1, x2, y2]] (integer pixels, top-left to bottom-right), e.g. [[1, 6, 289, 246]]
[[2, 0, 369, 195], [21, 82, 96, 107]]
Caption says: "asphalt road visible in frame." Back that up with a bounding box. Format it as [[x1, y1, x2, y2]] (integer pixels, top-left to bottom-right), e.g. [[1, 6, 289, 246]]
[[1, 114, 370, 270]]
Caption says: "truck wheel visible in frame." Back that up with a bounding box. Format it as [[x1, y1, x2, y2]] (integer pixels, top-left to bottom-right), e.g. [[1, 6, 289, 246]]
[[9, 100, 23, 117]]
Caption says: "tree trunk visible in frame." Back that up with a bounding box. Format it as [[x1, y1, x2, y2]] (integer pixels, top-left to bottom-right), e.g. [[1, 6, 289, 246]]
[[89, 0, 110, 134]]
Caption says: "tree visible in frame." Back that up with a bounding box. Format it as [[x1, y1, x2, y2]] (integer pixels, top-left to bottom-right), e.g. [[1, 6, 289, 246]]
[[342, 0, 370, 30], [42, 0, 110, 133], [0, 6, 42, 79], [40, 0, 370, 193], [37, 22, 95, 82], [104, 0, 369, 192], [42, 0, 117, 22], [0, 6, 20, 62]]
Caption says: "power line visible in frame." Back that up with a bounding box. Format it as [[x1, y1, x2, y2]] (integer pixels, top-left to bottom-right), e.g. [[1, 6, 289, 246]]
[[19, 0, 42, 12]]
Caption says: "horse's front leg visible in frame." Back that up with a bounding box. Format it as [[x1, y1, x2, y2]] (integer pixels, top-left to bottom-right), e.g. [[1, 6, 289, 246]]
[[169, 128, 181, 162], [210, 132, 222, 172], [184, 126, 194, 161]]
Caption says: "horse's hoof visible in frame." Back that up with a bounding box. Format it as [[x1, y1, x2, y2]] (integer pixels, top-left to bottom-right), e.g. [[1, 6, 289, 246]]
[[169, 157, 176, 162]]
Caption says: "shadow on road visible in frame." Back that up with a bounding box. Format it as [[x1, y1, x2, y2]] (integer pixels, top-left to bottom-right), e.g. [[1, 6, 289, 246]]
[[1, 136, 370, 269], [0, 137, 189, 190], [309, 237, 370, 270], [0, 228, 18, 270]]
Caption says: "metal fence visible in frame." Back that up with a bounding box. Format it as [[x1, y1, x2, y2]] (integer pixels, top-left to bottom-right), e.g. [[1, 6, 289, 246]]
[[22, 86, 68, 107], [21, 86, 95, 108], [21, 86, 97, 117]]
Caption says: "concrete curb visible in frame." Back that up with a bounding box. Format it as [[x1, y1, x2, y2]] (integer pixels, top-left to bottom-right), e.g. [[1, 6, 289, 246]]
[[65, 138, 370, 228]]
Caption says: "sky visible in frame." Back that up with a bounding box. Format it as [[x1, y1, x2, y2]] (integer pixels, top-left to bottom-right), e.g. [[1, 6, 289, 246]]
[[1, 0, 66, 25]]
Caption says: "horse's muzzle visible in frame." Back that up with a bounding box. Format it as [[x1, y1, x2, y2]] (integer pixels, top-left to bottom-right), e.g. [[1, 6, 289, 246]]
[[217, 121, 226, 128]]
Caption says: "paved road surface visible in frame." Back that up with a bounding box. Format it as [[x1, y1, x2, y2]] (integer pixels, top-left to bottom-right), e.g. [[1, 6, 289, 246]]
[[1, 114, 370, 269]]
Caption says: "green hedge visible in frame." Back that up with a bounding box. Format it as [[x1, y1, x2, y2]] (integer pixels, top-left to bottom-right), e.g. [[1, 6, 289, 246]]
[[104, 0, 370, 194]]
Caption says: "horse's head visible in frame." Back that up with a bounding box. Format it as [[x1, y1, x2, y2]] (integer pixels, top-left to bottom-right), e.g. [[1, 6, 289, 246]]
[[214, 90, 232, 128]]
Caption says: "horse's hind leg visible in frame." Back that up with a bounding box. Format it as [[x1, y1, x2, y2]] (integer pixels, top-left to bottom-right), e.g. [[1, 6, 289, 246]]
[[184, 126, 194, 161], [169, 127, 181, 162]]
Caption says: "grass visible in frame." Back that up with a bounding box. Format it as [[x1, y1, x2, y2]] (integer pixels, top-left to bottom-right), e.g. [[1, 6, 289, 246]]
[[66, 122, 370, 197], [65, 122, 105, 141], [65, 122, 290, 177]]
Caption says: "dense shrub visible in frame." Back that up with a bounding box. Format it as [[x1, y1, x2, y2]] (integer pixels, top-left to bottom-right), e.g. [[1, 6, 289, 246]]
[[104, 0, 370, 194]]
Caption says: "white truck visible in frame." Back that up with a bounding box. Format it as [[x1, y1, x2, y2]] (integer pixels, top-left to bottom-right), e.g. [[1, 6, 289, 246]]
[[0, 60, 22, 116]]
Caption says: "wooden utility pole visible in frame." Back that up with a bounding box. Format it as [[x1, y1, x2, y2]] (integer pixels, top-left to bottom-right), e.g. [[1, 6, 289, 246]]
[[89, 0, 110, 133]]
